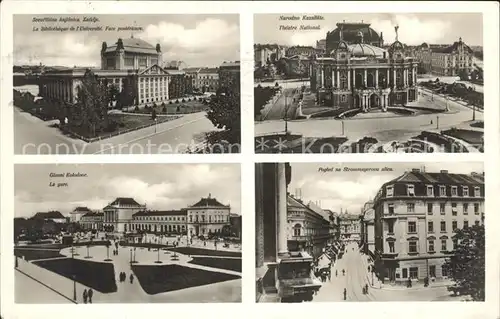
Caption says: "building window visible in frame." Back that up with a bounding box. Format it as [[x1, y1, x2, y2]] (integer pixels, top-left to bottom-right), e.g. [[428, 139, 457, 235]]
[[386, 186, 394, 197], [388, 204, 395, 215], [441, 239, 447, 251], [451, 203, 457, 216], [463, 220, 469, 228], [408, 221, 417, 233], [452, 221, 458, 231], [407, 184, 415, 196], [427, 203, 433, 214], [475, 220, 480, 226], [462, 186, 469, 197], [439, 186, 446, 196], [409, 267, 418, 279], [407, 203, 415, 213], [388, 242, 395, 253], [341, 95, 347, 102], [463, 203, 469, 214], [442, 265, 449, 277], [402, 268, 408, 278], [440, 203, 446, 214], [440, 221, 446, 232], [408, 241, 418, 253], [474, 203, 480, 214], [428, 221, 434, 233], [427, 185, 434, 196], [451, 186, 458, 196], [387, 221, 394, 234], [474, 187, 480, 197], [429, 265, 436, 278], [428, 240, 435, 252], [293, 224, 301, 236]]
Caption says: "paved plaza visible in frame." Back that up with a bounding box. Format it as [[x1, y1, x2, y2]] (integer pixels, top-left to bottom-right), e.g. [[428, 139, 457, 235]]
[[15, 238, 242, 303]]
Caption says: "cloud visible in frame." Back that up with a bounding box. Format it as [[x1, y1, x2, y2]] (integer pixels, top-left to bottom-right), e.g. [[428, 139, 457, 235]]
[[369, 14, 453, 45]]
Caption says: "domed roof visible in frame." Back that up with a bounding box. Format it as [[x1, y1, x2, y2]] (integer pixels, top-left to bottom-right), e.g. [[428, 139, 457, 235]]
[[326, 22, 381, 44], [348, 43, 387, 58]]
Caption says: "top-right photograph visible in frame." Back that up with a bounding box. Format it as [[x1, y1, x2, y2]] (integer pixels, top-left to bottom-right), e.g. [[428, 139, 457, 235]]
[[254, 13, 484, 154]]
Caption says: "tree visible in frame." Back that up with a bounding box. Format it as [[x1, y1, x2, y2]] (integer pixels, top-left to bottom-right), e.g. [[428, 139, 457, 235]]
[[74, 69, 110, 136], [108, 84, 120, 108], [458, 69, 469, 81], [444, 224, 485, 301], [151, 108, 157, 120], [206, 88, 241, 144]]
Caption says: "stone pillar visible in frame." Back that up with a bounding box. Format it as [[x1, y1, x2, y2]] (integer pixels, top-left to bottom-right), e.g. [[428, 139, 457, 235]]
[[393, 68, 396, 88], [347, 70, 351, 90], [386, 69, 390, 88], [413, 67, 417, 85], [277, 163, 288, 257], [321, 68, 324, 88], [332, 69, 335, 88], [375, 69, 379, 89], [336, 70, 340, 89], [352, 69, 356, 88], [364, 69, 367, 87], [404, 69, 407, 86]]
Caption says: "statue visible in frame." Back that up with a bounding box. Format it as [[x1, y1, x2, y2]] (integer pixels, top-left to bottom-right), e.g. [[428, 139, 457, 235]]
[[156, 43, 161, 53], [101, 42, 107, 53], [116, 38, 124, 51]]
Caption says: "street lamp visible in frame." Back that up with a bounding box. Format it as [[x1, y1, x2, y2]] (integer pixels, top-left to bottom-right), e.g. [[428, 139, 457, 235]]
[[341, 120, 345, 136], [154, 117, 158, 133], [130, 248, 132, 264], [71, 246, 77, 301], [156, 248, 162, 264], [436, 115, 440, 129]]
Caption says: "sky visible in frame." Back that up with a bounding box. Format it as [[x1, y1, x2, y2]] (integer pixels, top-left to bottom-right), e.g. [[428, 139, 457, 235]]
[[288, 162, 484, 216], [15, 164, 240, 218], [14, 14, 240, 68], [255, 13, 483, 47]]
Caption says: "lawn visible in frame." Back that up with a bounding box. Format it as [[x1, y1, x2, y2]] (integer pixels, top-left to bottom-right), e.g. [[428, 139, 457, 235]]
[[442, 129, 484, 146], [33, 258, 117, 293], [64, 113, 180, 141], [14, 248, 64, 261], [132, 264, 240, 295], [168, 247, 241, 258], [188, 257, 242, 272], [131, 100, 208, 115]]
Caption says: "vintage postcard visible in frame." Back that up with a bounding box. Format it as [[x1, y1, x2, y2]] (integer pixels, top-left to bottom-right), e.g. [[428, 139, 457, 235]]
[[14, 163, 242, 303], [13, 14, 241, 155], [254, 13, 484, 153], [255, 162, 485, 302]]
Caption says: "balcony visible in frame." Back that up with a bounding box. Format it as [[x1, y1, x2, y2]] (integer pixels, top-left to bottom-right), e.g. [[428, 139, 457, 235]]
[[383, 214, 397, 219], [290, 235, 309, 242]]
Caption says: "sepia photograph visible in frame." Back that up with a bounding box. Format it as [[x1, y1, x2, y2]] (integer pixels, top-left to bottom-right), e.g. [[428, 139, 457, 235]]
[[254, 13, 484, 153], [255, 162, 485, 302], [13, 14, 241, 155], [14, 164, 242, 303]]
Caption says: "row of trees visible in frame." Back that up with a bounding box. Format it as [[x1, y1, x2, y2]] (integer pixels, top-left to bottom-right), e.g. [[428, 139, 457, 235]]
[[254, 84, 281, 119], [419, 80, 484, 108]]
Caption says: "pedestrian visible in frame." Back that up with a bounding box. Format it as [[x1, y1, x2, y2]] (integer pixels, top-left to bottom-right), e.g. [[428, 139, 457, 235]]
[[365, 284, 368, 294], [335, 270, 338, 277], [342, 269, 345, 276], [343, 288, 347, 301], [407, 277, 412, 288], [87, 288, 93, 303], [83, 289, 88, 304], [130, 274, 134, 284], [328, 270, 331, 281]]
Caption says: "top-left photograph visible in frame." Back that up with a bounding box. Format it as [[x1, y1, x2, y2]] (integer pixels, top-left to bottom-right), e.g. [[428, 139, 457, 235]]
[[13, 14, 241, 155]]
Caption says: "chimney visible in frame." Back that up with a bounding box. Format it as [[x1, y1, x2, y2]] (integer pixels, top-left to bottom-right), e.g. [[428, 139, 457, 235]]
[[440, 170, 448, 174], [411, 168, 420, 173]]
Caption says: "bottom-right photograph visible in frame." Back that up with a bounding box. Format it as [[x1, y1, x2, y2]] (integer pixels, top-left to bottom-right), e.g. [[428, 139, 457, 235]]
[[255, 162, 485, 303]]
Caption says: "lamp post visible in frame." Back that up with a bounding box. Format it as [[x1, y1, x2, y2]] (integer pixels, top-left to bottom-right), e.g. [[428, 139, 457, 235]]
[[436, 116, 439, 129], [341, 120, 345, 136], [154, 117, 158, 133], [71, 246, 76, 301], [133, 247, 136, 263], [130, 248, 132, 265]]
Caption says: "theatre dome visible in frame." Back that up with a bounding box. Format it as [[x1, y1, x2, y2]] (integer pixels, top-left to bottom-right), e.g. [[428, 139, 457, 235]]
[[326, 22, 383, 52], [348, 43, 387, 58]]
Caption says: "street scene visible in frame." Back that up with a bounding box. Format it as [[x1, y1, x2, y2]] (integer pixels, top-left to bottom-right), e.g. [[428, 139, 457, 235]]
[[14, 14, 241, 154], [14, 164, 242, 303], [254, 13, 484, 153], [255, 162, 484, 302]]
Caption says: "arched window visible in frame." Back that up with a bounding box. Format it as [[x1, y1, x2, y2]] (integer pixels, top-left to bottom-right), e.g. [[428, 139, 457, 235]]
[[293, 224, 302, 236]]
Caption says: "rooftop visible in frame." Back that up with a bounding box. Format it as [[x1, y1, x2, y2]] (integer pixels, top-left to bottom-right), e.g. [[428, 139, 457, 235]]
[[191, 194, 228, 208], [32, 211, 65, 219], [105, 37, 158, 55], [108, 197, 143, 207]]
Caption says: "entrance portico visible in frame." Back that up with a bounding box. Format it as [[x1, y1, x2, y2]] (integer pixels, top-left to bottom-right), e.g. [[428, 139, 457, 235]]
[[354, 88, 390, 112]]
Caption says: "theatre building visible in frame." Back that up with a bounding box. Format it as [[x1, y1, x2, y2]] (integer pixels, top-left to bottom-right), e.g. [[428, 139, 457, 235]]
[[310, 22, 419, 111], [39, 37, 171, 106], [372, 169, 485, 284]]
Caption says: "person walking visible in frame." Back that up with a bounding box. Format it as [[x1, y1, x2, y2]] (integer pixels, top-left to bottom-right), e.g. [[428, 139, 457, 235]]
[[342, 269, 345, 276], [335, 270, 338, 277], [343, 288, 347, 301], [365, 284, 369, 294], [130, 274, 134, 284], [328, 270, 331, 281], [87, 288, 93, 303], [83, 289, 88, 304]]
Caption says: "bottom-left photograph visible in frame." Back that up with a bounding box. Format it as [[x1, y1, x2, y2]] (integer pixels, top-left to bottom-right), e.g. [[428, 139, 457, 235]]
[[13, 163, 242, 304]]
